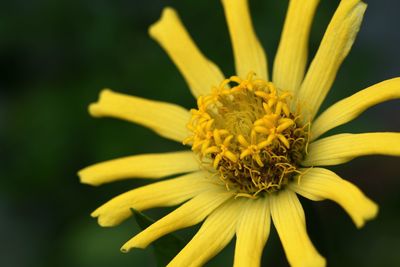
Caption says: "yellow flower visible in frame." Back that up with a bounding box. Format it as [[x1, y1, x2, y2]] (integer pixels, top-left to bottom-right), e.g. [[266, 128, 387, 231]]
[[79, 1, 400, 266]]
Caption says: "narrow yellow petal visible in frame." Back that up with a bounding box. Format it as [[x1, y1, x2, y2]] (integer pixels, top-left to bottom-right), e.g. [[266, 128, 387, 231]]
[[270, 190, 326, 267], [168, 199, 245, 267], [257, 140, 270, 150], [311, 78, 400, 141], [275, 101, 283, 116], [296, 0, 367, 120], [149, 8, 225, 98], [240, 149, 252, 159], [204, 146, 219, 155], [289, 168, 378, 228], [237, 134, 250, 147], [224, 150, 238, 163], [121, 189, 233, 252], [213, 154, 223, 169], [91, 171, 217, 227], [201, 140, 211, 154], [273, 0, 320, 92], [277, 134, 290, 149], [89, 89, 190, 142], [221, 0, 268, 80], [254, 126, 269, 134], [234, 198, 270, 267], [282, 103, 291, 117], [303, 133, 400, 166], [78, 151, 199, 186], [254, 154, 264, 167], [214, 129, 222, 145], [277, 120, 294, 133], [223, 135, 234, 147]]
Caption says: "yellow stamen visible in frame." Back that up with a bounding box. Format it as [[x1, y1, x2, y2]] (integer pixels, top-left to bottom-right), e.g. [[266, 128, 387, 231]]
[[185, 72, 309, 196]]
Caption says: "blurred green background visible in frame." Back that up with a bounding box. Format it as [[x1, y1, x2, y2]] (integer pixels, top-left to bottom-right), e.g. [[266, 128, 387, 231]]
[[1, 0, 399, 266]]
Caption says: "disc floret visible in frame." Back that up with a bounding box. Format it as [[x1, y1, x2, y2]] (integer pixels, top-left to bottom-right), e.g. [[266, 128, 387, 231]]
[[185, 72, 309, 197]]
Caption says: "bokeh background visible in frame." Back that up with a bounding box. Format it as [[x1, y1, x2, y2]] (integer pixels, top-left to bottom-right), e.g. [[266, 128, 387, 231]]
[[1, 0, 400, 266]]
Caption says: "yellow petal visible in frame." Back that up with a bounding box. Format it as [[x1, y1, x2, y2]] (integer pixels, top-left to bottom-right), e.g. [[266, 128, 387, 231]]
[[213, 154, 223, 169], [149, 8, 225, 98], [273, 0, 320, 92], [89, 89, 190, 142], [91, 171, 216, 227], [168, 199, 244, 267], [270, 190, 326, 267], [311, 78, 400, 141], [204, 146, 220, 155], [296, 0, 367, 120], [240, 149, 252, 160], [234, 198, 270, 267], [277, 120, 294, 133], [221, 0, 268, 80], [213, 129, 222, 145], [224, 150, 238, 163], [121, 189, 233, 252], [237, 134, 250, 147], [303, 133, 400, 166], [78, 151, 199, 186], [289, 168, 378, 228], [277, 134, 290, 149], [254, 126, 269, 134]]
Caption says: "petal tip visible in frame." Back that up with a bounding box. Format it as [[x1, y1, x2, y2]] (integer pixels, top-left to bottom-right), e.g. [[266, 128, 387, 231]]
[[88, 103, 101, 117], [366, 201, 379, 220], [161, 6, 176, 16], [317, 256, 327, 267], [100, 88, 113, 95], [360, 1, 368, 9], [354, 220, 365, 229], [94, 214, 117, 228], [90, 210, 99, 218], [121, 240, 145, 253], [354, 200, 379, 229], [77, 169, 99, 186], [149, 7, 177, 38], [77, 169, 85, 182], [298, 255, 326, 267], [88, 89, 113, 117], [120, 246, 130, 253]]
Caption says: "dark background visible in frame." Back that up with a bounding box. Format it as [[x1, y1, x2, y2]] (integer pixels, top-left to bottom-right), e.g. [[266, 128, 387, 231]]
[[1, 0, 399, 266]]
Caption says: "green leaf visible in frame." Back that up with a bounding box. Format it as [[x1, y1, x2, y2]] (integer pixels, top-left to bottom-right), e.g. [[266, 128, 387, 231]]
[[131, 209, 186, 267]]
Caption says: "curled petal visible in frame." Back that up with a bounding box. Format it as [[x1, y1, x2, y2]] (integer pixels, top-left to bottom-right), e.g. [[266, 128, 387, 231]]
[[303, 133, 400, 166], [270, 190, 326, 267], [311, 78, 400, 141], [91, 172, 218, 227], [79, 151, 199, 186], [296, 0, 367, 120], [89, 89, 189, 142], [273, 0, 320, 92], [234, 198, 270, 267], [121, 189, 233, 251], [168, 199, 245, 267], [222, 0, 268, 80], [149, 8, 225, 98], [289, 168, 378, 228]]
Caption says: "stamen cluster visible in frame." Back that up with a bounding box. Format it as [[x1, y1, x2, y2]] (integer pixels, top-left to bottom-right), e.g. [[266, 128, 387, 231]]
[[185, 73, 309, 196]]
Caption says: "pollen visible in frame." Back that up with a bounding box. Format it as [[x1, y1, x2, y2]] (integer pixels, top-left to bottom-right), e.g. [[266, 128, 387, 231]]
[[185, 72, 309, 196]]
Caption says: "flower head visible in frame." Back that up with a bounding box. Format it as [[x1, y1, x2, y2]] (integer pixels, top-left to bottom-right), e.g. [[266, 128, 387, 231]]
[[79, 1, 400, 266], [186, 73, 308, 197]]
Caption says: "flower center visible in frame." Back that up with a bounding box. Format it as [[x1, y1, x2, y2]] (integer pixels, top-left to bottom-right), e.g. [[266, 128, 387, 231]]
[[185, 72, 309, 197]]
